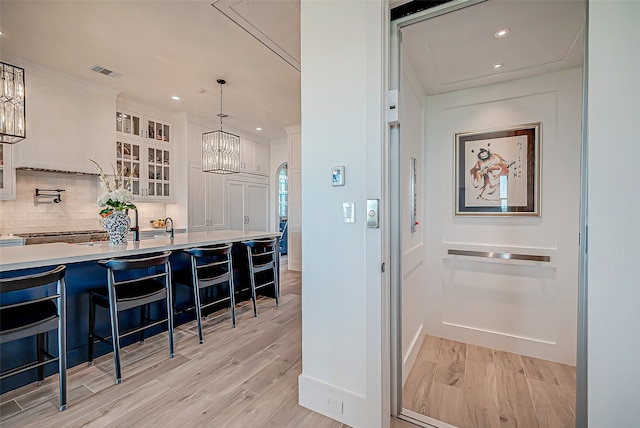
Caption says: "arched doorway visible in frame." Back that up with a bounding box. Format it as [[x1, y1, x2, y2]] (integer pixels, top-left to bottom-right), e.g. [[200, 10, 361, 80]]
[[277, 162, 288, 258]]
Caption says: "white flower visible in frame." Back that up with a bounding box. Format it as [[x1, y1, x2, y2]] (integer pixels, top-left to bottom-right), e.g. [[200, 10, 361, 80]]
[[90, 159, 136, 215]]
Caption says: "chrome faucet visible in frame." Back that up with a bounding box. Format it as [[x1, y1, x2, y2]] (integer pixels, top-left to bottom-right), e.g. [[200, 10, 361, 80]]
[[164, 217, 174, 239], [129, 208, 140, 242]]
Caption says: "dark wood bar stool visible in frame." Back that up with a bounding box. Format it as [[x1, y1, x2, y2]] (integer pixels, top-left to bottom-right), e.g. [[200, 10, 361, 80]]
[[88, 251, 174, 384], [175, 243, 236, 343], [242, 238, 280, 316], [0, 265, 67, 411]]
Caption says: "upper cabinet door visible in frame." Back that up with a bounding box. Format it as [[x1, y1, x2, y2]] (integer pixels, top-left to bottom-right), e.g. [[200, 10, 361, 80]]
[[116, 109, 143, 139], [240, 139, 270, 176], [144, 116, 171, 143]]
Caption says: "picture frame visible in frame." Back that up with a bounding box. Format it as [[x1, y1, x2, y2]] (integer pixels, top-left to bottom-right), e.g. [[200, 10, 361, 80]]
[[455, 123, 540, 216]]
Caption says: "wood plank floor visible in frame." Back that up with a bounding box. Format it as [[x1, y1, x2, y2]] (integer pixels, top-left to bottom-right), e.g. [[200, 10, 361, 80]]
[[1, 267, 415, 428], [1, 268, 342, 427], [403, 335, 576, 428]]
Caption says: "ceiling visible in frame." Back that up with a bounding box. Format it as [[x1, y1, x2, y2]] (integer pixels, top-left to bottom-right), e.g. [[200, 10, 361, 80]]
[[400, 0, 585, 95], [0, 0, 301, 140], [0, 0, 584, 141]]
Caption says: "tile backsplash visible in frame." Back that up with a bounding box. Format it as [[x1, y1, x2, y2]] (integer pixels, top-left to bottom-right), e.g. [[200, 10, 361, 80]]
[[0, 170, 166, 235]]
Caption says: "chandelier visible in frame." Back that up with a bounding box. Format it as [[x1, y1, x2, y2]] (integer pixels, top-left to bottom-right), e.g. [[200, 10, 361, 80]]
[[202, 79, 240, 174], [0, 62, 26, 144]]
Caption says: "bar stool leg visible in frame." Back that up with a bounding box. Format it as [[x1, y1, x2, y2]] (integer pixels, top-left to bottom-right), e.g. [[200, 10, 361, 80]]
[[88, 294, 95, 365], [58, 283, 67, 411], [166, 269, 175, 358], [246, 246, 258, 317], [106, 280, 123, 384], [139, 305, 146, 345], [193, 280, 204, 344], [36, 333, 45, 385], [229, 258, 237, 328]]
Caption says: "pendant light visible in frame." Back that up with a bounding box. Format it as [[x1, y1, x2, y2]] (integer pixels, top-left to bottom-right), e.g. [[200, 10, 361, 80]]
[[0, 62, 26, 144], [202, 79, 240, 174]]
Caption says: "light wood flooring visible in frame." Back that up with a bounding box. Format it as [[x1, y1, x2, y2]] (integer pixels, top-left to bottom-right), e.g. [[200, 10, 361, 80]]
[[1, 267, 414, 428], [402, 335, 576, 428]]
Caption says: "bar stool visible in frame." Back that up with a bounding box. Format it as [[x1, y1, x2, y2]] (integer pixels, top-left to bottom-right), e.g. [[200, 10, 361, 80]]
[[88, 251, 174, 384], [242, 238, 279, 317], [175, 243, 236, 343], [0, 265, 67, 411]]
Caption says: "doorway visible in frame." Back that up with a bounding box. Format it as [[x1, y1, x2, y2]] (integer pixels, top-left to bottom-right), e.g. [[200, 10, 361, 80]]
[[390, 1, 585, 426]]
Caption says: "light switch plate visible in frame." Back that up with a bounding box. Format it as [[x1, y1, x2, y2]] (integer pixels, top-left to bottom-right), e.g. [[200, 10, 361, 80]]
[[343, 202, 355, 223]]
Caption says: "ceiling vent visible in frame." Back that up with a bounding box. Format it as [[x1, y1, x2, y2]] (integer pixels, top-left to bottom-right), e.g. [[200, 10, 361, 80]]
[[89, 65, 121, 78]]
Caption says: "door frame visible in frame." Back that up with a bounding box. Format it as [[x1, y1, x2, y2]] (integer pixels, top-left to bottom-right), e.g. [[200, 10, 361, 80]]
[[387, 1, 589, 426]]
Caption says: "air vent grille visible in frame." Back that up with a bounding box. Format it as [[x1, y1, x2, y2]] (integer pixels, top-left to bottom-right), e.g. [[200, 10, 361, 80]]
[[89, 65, 121, 78]]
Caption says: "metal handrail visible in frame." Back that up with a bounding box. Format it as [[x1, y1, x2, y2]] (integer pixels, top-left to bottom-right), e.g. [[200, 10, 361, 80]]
[[447, 249, 550, 262]]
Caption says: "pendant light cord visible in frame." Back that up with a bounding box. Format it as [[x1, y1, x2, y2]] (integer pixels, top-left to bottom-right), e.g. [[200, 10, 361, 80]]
[[218, 80, 224, 132]]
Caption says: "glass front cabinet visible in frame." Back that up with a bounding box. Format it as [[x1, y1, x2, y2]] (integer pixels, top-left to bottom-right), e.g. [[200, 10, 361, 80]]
[[115, 108, 173, 202], [116, 109, 171, 143]]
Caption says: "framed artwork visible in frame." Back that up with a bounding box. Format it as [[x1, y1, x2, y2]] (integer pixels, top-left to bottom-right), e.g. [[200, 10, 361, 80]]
[[455, 123, 541, 216]]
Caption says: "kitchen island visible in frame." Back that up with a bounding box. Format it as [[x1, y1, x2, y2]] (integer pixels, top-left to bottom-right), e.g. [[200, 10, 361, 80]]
[[0, 230, 280, 393]]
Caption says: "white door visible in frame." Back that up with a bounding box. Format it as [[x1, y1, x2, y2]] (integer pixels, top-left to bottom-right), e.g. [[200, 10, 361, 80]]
[[227, 180, 246, 232], [246, 182, 269, 232], [188, 164, 208, 230]]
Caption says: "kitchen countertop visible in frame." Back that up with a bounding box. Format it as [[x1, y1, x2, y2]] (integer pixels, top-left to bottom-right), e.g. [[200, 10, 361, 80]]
[[0, 230, 279, 272]]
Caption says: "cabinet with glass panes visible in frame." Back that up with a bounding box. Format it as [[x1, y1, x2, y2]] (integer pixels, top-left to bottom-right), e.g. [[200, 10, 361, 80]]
[[116, 137, 174, 202], [116, 109, 172, 144]]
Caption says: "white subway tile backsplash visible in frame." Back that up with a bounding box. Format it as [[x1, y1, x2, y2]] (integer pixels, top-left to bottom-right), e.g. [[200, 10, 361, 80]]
[[0, 171, 166, 235]]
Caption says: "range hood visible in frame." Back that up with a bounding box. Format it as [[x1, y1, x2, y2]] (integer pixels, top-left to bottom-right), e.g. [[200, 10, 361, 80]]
[[16, 166, 98, 176]]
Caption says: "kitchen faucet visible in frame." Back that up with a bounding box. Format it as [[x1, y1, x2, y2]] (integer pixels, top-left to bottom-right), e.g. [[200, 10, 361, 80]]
[[129, 208, 140, 242], [164, 217, 174, 239]]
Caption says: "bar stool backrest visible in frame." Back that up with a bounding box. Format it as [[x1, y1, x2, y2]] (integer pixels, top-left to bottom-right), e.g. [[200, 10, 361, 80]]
[[0, 265, 67, 344], [0, 265, 67, 411]]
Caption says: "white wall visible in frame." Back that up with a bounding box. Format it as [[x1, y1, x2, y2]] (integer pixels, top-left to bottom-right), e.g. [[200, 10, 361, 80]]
[[399, 47, 428, 383], [587, 2, 640, 425], [423, 68, 582, 365], [298, 1, 387, 427]]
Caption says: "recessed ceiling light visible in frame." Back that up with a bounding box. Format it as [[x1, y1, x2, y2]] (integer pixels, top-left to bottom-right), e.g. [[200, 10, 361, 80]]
[[171, 96, 180, 101], [256, 127, 262, 131], [493, 63, 504, 69], [495, 28, 510, 38]]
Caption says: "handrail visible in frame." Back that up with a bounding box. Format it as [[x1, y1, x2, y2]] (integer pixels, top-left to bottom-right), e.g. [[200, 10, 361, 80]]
[[447, 249, 550, 263]]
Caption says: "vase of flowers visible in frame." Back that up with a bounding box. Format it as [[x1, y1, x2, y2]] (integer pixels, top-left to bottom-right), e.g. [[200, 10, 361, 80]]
[[91, 159, 136, 245]]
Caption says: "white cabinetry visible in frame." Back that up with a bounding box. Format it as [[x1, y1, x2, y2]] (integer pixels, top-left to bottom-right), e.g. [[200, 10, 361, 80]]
[[240, 140, 270, 176], [0, 144, 15, 199], [116, 109, 172, 143], [227, 178, 269, 232], [116, 137, 174, 202], [115, 108, 174, 203], [188, 163, 226, 231]]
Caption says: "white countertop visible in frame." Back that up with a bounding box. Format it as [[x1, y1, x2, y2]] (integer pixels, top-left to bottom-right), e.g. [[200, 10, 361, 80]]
[[0, 230, 279, 272]]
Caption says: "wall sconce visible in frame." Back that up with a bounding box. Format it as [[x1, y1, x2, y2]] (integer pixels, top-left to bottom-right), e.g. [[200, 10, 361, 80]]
[[0, 62, 26, 144], [202, 79, 240, 174]]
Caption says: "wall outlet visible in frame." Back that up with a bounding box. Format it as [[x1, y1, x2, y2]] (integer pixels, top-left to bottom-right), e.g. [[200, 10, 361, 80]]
[[326, 396, 344, 415]]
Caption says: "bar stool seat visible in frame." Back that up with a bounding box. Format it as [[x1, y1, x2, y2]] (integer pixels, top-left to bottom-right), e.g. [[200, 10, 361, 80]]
[[88, 251, 174, 384], [0, 265, 67, 411], [242, 238, 280, 317], [175, 243, 236, 344]]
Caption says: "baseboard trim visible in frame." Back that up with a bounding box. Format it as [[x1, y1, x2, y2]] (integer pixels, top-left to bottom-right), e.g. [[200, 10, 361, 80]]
[[402, 325, 424, 386]]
